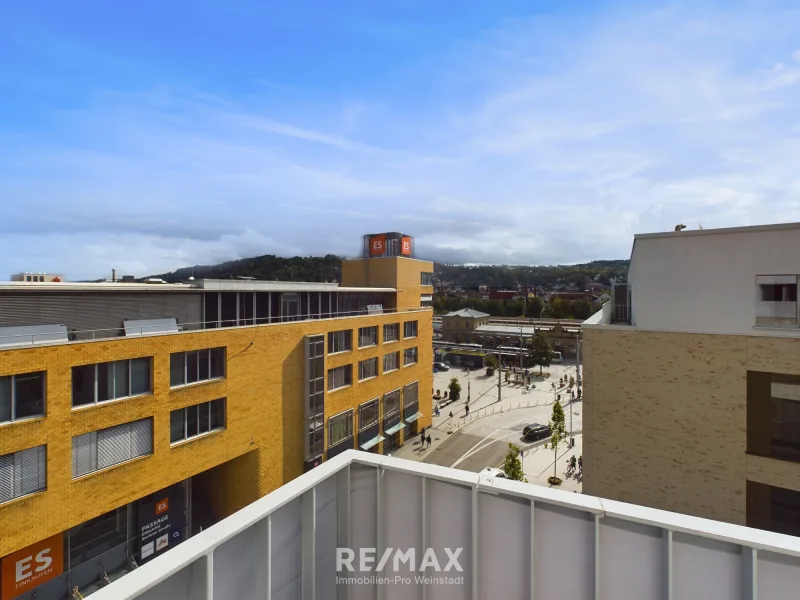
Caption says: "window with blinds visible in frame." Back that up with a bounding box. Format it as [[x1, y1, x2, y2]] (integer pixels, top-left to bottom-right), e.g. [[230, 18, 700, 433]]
[[329, 410, 353, 446], [403, 320, 418, 338], [358, 357, 378, 381], [358, 326, 378, 348], [383, 352, 400, 373], [0, 371, 45, 424], [72, 418, 153, 478], [169, 348, 226, 387], [328, 330, 352, 354], [383, 389, 400, 416], [72, 358, 152, 407], [403, 347, 418, 366], [404, 381, 419, 407], [0, 445, 47, 504], [359, 399, 379, 430], [383, 323, 399, 343], [327, 365, 352, 391], [170, 399, 226, 444]]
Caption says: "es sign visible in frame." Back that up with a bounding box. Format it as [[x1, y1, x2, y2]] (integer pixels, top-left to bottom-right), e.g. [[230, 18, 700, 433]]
[[1, 534, 64, 600], [369, 234, 386, 256], [400, 237, 412, 256]]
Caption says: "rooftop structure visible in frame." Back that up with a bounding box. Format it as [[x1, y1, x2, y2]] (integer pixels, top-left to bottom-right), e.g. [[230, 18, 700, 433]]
[[444, 309, 491, 318], [581, 221, 800, 537], [91, 451, 800, 600]]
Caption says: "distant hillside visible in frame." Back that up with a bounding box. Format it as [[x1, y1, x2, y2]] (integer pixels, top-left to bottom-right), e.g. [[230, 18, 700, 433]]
[[434, 260, 629, 289], [150, 255, 628, 287], [150, 254, 342, 283]]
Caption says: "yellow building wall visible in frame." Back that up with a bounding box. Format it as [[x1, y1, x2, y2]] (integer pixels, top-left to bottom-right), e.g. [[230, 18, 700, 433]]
[[0, 309, 432, 558], [342, 257, 434, 311], [582, 327, 800, 526]]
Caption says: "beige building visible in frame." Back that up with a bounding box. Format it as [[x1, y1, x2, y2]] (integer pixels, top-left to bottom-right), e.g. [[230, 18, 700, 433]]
[[582, 222, 800, 536]]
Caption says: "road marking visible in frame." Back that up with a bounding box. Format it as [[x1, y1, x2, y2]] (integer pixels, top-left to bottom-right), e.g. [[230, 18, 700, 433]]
[[451, 416, 531, 468]]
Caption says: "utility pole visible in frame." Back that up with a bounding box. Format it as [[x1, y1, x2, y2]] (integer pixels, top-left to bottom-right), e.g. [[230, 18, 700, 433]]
[[497, 337, 502, 404], [576, 333, 582, 389]]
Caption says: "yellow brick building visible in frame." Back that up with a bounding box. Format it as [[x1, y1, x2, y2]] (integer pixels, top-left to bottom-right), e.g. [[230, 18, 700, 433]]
[[582, 222, 800, 537], [0, 232, 433, 600]]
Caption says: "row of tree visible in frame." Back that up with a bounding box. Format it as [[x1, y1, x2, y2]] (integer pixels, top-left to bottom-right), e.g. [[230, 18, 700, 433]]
[[434, 259, 628, 289], [433, 295, 596, 320]]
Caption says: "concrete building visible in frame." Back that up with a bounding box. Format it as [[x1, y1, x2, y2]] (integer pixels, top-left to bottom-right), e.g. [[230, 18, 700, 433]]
[[0, 233, 433, 600], [582, 221, 800, 535]]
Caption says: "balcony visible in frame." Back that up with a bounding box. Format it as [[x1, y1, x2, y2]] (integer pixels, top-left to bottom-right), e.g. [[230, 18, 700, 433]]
[[90, 451, 800, 600]]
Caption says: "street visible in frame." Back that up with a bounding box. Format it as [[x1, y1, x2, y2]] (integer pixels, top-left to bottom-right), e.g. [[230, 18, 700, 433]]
[[391, 360, 584, 491]]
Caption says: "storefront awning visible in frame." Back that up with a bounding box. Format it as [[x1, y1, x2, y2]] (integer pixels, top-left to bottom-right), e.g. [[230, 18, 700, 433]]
[[384, 422, 406, 436], [360, 435, 385, 451], [404, 412, 423, 424]]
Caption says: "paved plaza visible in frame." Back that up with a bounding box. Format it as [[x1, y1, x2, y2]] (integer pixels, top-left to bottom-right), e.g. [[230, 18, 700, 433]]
[[390, 359, 584, 492]]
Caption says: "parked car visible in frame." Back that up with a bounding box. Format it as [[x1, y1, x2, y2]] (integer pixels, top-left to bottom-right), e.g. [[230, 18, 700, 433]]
[[433, 362, 450, 372], [522, 423, 551, 442], [481, 467, 506, 479]]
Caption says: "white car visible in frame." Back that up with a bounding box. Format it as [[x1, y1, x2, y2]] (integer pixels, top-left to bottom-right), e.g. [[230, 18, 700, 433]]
[[481, 467, 506, 479]]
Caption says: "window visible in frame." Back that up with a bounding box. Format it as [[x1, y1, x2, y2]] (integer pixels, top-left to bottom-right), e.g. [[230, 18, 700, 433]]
[[329, 410, 354, 446], [358, 358, 378, 381], [170, 399, 226, 444], [282, 292, 300, 321], [383, 389, 400, 416], [72, 358, 152, 406], [358, 326, 378, 348], [761, 284, 797, 302], [359, 399, 379, 430], [72, 418, 152, 478], [383, 323, 399, 343], [421, 272, 434, 286], [0, 445, 46, 503], [404, 381, 419, 407], [383, 352, 400, 373], [404, 347, 418, 366], [421, 299, 432, 307], [328, 330, 352, 354], [328, 365, 352, 391], [0, 372, 45, 423], [756, 276, 798, 328], [170, 348, 226, 387], [404, 321, 418, 338]]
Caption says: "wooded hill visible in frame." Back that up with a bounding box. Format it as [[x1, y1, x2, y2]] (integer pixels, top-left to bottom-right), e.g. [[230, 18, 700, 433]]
[[150, 255, 628, 287]]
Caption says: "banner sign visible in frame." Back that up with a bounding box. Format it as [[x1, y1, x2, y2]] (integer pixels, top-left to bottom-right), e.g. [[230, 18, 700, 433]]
[[139, 486, 185, 565]]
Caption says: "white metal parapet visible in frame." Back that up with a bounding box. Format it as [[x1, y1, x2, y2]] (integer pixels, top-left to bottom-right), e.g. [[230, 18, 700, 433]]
[[90, 451, 800, 600]]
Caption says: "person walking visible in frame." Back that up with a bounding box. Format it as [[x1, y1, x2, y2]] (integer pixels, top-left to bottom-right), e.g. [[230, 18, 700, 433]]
[[426, 434, 432, 448], [420, 428, 425, 446], [465, 404, 470, 417]]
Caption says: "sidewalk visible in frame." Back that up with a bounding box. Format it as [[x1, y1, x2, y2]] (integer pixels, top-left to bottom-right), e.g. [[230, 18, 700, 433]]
[[521, 433, 583, 492]]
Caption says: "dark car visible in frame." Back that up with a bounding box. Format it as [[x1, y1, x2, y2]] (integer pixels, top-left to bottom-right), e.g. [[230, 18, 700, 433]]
[[433, 361, 450, 372], [522, 423, 551, 442]]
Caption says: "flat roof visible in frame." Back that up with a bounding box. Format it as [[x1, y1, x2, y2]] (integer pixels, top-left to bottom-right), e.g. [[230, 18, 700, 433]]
[[0, 280, 396, 293], [634, 221, 800, 240]]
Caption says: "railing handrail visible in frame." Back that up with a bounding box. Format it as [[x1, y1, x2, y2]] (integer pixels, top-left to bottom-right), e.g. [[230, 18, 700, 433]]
[[87, 450, 800, 600], [0, 306, 433, 348]]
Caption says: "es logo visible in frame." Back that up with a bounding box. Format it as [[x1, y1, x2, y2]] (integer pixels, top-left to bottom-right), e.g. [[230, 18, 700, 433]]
[[372, 239, 384, 251], [402, 240, 410, 253], [1, 533, 63, 597], [156, 498, 169, 515], [16, 548, 52, 583]]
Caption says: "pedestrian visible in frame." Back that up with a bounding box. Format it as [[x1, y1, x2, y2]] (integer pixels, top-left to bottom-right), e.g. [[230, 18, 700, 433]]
[[465, 404, 470, 417], [578, 456, 583, 472], [426, 434, 432, 448], [420, 428, 425, 446]]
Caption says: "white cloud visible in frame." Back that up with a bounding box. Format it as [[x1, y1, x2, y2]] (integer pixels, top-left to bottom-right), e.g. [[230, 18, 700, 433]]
[[3, 2, 800, 278]]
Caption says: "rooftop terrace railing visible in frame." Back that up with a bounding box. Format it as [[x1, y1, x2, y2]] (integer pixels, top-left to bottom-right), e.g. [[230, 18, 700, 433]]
[[0, 307, 432, 349], [89, 450, 800, 600]]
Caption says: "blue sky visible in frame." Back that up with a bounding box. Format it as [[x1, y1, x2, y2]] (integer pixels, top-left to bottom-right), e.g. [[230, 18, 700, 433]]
[[2, 0, 800, 279]]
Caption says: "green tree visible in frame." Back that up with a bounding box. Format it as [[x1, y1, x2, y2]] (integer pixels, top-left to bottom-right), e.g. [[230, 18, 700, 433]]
[[525, 296, 544, 318], [568, 374, 575, 389], [484, 354, 497, 369], [502, 444, 527, 482], [547, 297, 565, 318], [448, 377, 461, 399], [530, 332, 553, 375], [545, 400, 567, 482], [571, 299, 593, 320]]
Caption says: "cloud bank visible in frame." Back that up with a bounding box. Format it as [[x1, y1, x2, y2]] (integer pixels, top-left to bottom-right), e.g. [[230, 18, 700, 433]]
[[2, 2, 800, 279]]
